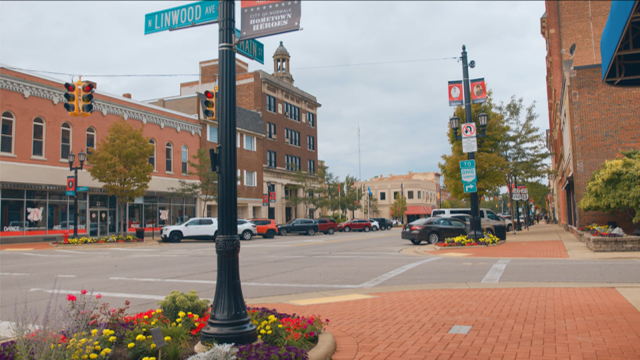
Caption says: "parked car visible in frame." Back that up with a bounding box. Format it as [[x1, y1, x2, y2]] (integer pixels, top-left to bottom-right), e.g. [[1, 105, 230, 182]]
[[237, 219, 257, 240], [431, 208, 504, 235], [371, 218, 393, 230], [250, 218, 278, 239], [313, 218, 338, 235], [337, 219, 372, 232], [161, 217, 218, 243], [368, 219, 380, 231], [401, 216, 468, 245], [498, 215, 514, 232], [277, 219, 319, 236], [448, 214, 495, 235]]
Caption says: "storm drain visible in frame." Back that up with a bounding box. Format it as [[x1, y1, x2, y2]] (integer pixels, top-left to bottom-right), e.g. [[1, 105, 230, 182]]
[[448, 325, 472, 334]]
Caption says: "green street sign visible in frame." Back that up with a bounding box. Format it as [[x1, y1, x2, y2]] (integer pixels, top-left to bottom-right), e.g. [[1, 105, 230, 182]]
[[144, 1, 219, 35], [66, 191, 76, 197], [463, 182, 477, 194], [235, 29, 264, 64], [77, 186, 89, 192], [459, 160, 477, 184]]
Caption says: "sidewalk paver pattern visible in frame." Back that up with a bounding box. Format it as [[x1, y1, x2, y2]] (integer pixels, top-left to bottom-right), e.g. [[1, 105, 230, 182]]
[[426, 240, 569, 259], [257, 287, 640, 359]]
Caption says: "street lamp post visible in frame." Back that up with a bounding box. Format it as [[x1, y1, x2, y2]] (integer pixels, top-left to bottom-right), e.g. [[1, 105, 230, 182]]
[[448, 45, 489, 240], [267, 180, 272, 219], [200, 0, 257, 346], [68, 150, 86, 239]]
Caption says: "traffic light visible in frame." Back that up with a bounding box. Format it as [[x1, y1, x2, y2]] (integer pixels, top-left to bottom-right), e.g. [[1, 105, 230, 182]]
[[79, 82, 95, 116], [203, 86, 217, 120], [63, 82, 79, 116]]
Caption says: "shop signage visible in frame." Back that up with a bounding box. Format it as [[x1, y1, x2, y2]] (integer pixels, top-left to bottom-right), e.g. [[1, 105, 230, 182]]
[[144, 1, 219, 35], [448, 80, 463, 106], [27, 207, 44, 222], [470, 78, 487, 104], [240, 0, 301, 40]]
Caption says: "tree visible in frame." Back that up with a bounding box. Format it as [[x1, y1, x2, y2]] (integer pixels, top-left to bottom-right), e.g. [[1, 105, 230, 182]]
[[365, 194, 380, 218], [170, 149, 218, 217], [522, 181, 550, 214], [441, 198, 467, 209], [438, 91, 509, 201], [87, 120, 154, 234], [496, 96, 549, 220], [389, 192, 407, 221], [578, 149, 640, 230]]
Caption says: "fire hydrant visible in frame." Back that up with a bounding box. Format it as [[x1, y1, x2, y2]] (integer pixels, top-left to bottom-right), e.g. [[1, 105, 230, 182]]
[[63, 231, 69, 244]]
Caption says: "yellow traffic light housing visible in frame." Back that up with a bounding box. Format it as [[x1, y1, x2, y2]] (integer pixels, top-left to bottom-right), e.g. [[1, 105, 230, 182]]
[[79, 81, 96, 116], [63, 82, 79, 116], [203, 87, 217, 120]]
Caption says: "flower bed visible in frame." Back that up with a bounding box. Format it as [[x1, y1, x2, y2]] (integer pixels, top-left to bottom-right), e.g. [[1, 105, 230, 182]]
[[578, 223, 626, 237], [1, 289, 329, 360], [54, 235, 144, 245], [439, 233, 501, 247]]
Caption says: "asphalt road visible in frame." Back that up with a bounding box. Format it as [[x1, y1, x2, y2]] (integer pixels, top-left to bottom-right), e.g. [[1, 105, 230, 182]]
[[2, 228, 639, 323]]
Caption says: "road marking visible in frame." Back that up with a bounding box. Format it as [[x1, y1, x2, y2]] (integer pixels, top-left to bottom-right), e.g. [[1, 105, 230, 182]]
[[0, 272, 31, 276], [110, 276, 358, 289], [110, 277, 216, 284], [359, 257, 442, 288], [289, 294, 375, 305], [11, 252, 70, 257], [291, 233, 391, 246], [56, 250, 111, 255], [2, 248, 34, 251], [29, 288, 182, 301], [110, 248, 159, 252], [242, 244, 291, 248], [481, 259, 510, 283], [56, 275, 77, 278]]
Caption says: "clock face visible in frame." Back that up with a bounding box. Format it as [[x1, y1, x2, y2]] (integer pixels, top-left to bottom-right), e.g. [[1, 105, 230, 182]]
[[450, 86, 461, 99]]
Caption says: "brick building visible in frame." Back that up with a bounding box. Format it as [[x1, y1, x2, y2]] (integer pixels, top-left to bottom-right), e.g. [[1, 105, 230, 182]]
[[0, 67, 201, 244], [541, 1, 640, 234], [147, 42, 322, 223]]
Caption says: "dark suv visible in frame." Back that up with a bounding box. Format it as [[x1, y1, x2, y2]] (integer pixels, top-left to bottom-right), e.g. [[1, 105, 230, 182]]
[[371, 217, 393, 230], [277, 219, 319, 236]]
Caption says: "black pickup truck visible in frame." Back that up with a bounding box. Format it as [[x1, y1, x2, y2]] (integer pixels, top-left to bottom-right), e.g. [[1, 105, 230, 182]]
[[277, 219, 319, 236], [371, 217, 393, 230]]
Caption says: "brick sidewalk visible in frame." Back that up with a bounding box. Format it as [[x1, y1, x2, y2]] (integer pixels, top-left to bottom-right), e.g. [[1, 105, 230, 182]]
[[0, 241, 54, 251], [424, 241, 569, 259], [256, 288, 640, 359]]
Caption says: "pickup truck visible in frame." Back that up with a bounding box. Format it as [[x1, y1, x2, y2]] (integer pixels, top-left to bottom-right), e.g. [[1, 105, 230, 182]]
[[277, 219, 319, 236]]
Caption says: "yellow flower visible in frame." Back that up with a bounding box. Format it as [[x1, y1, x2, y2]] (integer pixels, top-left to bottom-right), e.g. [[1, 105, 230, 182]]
[[150, 358, 156, 360], [108, 336, 116, 342], [171, 323, 176, 327], [164, 336, 171, 342], [176, 318, 182, 323], [266, 325, 270, 330], [103, 348, 111, 354], [147, 335, 152, 339], [102, 329, 109, 335], [90, 354, 97, 360], [278, 325, 283, 328], [253, 320, 258, 325], [260, 330, 266, 334], [100, 351, 106, 357], [267, 330, 272, 334], [142, 328, 147, 332], [194, 315, 199, 320], [151, 320, 156, 325], [187, 312, 192, 315], [178, 324, 182, 327], [94, 345, 101, 351], [156, 309, 162, 313], [178, 311, 186, 318], [81, 356, 88, 360], [142, 358, 150, 360], [128, 343, 135, 348], [258, 335, 261, 339], [143, 315, 149, 319], [136, 334, 146, 341], [150, 343, 156, 349], [93, 341, 99, 345], [51, 344, 55, 349]]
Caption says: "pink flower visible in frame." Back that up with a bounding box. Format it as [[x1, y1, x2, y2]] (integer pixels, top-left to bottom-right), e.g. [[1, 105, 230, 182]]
[[67, 294, 77, 301], [96, 294, 102, 299], [110, 308, 116, 313], [80, 289, 87, 295]]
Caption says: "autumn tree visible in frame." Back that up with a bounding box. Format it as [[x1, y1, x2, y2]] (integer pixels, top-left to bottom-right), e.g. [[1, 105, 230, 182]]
[[87, 120, 154, 234], [389, 192, 407, 222], [438, 91, 509, 201], [170, 149, 218, 217], [579, 149, 640, 231]]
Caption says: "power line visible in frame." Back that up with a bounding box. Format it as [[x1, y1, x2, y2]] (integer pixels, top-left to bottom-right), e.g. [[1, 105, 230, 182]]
[[2, 56, 459, 78]]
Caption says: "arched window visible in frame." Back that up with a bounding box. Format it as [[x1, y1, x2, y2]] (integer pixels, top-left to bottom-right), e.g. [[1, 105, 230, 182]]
[[61, 122, 72, 160], [181, 145, 188, 174], [1, 111, 15, 154], [149, 139, 156, 171], [86, 127, 96, 151], [165, 142, 173, 173], [32, 117, 45, 157]]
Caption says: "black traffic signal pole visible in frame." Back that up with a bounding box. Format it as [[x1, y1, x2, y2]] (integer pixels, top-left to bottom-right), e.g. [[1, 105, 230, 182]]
[[514, 175, 521, 231], [461, 45, 483, 240], [200, 0, 257, 345]]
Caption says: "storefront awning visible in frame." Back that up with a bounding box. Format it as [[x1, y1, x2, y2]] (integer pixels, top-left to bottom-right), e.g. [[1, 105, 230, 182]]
[[405, 206, 433, 215], [601, 0, 640, 87]]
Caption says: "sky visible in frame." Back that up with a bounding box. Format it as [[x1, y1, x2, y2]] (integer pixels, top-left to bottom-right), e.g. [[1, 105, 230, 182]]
[[0, 1, 549, 184]]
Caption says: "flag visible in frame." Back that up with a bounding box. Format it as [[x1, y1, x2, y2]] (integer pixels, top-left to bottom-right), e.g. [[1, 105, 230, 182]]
[[368, 186, 372, 196], [344, 182, 347, 194]]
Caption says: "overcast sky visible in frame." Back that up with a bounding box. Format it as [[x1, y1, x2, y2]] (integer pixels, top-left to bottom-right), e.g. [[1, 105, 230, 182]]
[[0, 1, 549, 184]]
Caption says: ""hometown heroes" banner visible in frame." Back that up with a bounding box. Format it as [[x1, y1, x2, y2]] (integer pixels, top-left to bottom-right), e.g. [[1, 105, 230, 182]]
[[240, 0, 301, 40]]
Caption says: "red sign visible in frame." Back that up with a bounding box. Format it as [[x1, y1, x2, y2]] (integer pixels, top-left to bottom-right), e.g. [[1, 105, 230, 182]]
[[269, 191, 276, 203], [448, 80, 463, 106], [66, 176, 76, 192], [262, 194, 268, 206], [470, 78, 487, 104], [461, 123, 476, 138]]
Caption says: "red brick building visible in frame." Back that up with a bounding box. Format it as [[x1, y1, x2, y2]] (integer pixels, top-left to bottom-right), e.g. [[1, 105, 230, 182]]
[[541, 1, 640, 234], [0, 67, 201, 243]]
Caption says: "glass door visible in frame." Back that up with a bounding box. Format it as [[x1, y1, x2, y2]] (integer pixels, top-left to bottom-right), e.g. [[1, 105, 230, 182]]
[[89, 210, 99, 237], [89, 209, 109, 237]]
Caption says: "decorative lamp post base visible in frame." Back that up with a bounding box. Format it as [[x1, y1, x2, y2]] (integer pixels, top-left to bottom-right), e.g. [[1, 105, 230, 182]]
[[200, 316, 258, 345]]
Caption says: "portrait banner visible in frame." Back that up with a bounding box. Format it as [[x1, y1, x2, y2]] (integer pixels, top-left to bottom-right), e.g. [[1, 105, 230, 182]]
[[470, 78, 487, 104]]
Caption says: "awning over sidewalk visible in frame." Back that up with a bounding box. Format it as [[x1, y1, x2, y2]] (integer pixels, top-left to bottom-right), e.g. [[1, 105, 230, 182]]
[[405, 206, 433, 216], [601, 0, 640, 87]]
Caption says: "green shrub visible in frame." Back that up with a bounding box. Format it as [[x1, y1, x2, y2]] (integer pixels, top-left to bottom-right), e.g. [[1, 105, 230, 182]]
[[157, 290, 209, 322]]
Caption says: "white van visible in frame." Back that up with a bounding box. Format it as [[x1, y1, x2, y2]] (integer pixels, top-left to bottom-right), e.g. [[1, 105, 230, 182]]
[[431, 208, 505, 235]]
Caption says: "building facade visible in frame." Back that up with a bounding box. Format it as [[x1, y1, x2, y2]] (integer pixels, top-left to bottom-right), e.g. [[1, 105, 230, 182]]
[[0, 67, 201, 244], [541, 1, 640, 234]]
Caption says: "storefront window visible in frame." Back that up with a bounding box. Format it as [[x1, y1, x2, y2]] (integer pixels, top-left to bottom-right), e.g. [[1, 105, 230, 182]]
[[144, 203, 158, 231], [25, 200, 47, 235], [68, 201, 88, 235], [1, 199, 25, 236], [127, 203, 143, 232], [2, 189, 24, 199], [48, 200, 69, 234], [90, 194, 108, 208], [49, 190, 67, 201], [158, 204, 170, 228], [26, 190, 47, 200], [184, 204, 196, 222], [158, 195, 170, 204], [171, 203, 185, 225]]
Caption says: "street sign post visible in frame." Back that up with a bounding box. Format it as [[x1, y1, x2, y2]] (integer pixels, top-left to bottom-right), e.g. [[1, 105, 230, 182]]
[[77, 186, 89, 192], [235, 29, 264, 64], [464, 182, 477, 193], [461, 123, 477, 153], [66, 191, 76, 197], [459, 160, 477, 183], [144, 1, 219, 35]]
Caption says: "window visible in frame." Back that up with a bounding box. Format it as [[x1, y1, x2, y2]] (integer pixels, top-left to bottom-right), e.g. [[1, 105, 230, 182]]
[[244, 170, 257, 186], [380, 192, 386, 200], [308, 160, 315, 173], [393, 191, 399, 200], [61, 122, 72, 160], [266, 95, 276, 113], [149, 139, 156, 170], [408, 191, 414, 199], [285, 128, 300, 146], [207, 124, 218, 143], [181, 145, 188, 174], [237, 169, 241, 185], [244, 135, 256, 151], [418, 191, 421, 199], [165, 142, 173, 173], [267, 150, 277, 167], [85, 127, 96, 153], [284, 102, 300, 121], [267, 122, 276, 139], [32, 117, 45, 157], [1, 111, 15, 154], [307, 135, 315, 151], [285, 155, 300, 171], [307, 112, 315, 127], [237, 132, 240, 148]]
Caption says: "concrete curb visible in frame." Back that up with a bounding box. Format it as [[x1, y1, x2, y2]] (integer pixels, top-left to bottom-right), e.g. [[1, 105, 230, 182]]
[[50, 239, 163, 249]]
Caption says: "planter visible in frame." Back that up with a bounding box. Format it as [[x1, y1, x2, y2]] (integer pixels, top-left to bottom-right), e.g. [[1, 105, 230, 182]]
[[585, 234, 640, 252], [433, 240, 506, 250]]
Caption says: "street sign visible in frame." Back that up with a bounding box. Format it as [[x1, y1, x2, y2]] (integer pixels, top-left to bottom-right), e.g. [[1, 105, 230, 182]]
[[512, 193, 522, 201], [522, 194, 529, 201], [520, 188, 528, 194], [463, 182, 477, 193], [77, 186, 89, 192], [240, 0, 301, 40], [462, 137, 477, 153], [459, 160, 477, 183], [461, 123, 476, 138], [144, 1, 219, 35], [66, 191, 76, 197], [235, 29, 264, 64]]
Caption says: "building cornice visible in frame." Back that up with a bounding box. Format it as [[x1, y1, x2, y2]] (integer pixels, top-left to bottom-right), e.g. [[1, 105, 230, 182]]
[[257, 70, 321, 107], [0, 73, 201, 136]]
